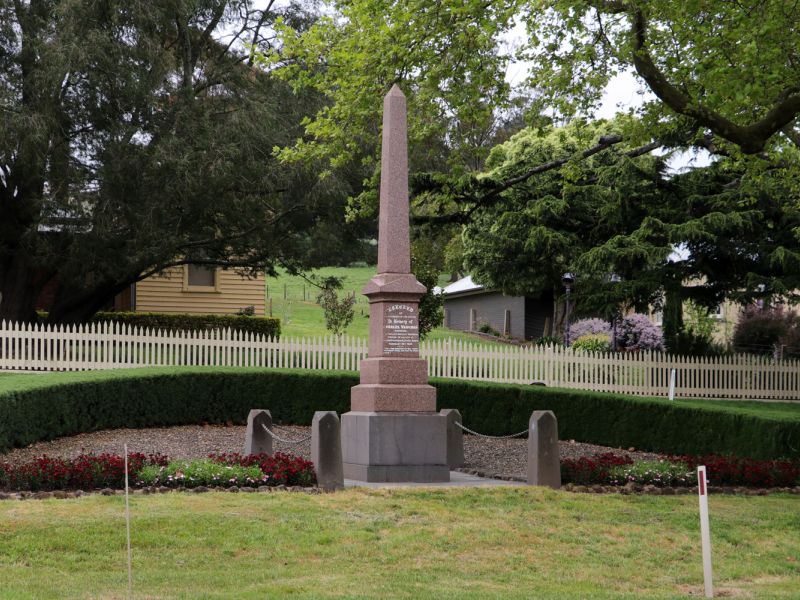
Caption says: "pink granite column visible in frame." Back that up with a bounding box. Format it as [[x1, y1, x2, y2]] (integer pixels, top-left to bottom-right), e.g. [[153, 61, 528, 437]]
[[377, 85, 411, 275], [342, 84, 448, 482], [350, 84, 436, 413]]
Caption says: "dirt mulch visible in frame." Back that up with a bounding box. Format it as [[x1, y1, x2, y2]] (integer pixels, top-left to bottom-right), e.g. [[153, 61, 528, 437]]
[[0, 425, 664, 480]]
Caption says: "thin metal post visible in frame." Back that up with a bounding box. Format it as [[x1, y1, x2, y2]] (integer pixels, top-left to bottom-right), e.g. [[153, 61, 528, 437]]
[[669, 368, 676, 401], [124, 443, 133, 599], [697, 466, 714, 598]]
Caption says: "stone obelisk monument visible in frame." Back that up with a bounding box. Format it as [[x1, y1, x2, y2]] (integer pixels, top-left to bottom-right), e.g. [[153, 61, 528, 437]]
[[341, 85, 449, 482]]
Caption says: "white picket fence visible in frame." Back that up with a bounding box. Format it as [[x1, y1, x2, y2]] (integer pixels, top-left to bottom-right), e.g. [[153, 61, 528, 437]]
[[1, 320, 798, 401]]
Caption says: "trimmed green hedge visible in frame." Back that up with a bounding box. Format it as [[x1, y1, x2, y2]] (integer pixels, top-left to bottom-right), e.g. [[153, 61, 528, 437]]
[[90, 312, 280, 338], [0, 369, 798, 459], [437, 380, 800, 460]]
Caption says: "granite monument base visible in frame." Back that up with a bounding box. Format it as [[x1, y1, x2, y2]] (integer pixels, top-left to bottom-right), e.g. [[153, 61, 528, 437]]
[[341, 411, 450, 482]]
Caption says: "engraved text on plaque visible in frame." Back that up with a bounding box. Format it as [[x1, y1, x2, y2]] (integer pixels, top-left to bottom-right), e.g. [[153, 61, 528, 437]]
[[383, 303, 419, 355]]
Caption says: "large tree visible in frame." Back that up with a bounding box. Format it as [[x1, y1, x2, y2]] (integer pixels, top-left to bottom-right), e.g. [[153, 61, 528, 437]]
[[273, 0, 800, 165], [458, 121, 800, 317], [269, 0, 800, 313], [525, 0, 800, 155], [0, 0, 370, 324]]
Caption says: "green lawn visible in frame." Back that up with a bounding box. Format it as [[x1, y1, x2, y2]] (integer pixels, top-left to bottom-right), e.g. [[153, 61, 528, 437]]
[[265, 266, 501, 346], [0, 488, 797, 598]]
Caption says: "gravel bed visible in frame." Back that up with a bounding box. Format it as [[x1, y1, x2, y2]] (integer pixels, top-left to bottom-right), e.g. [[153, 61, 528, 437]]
[[0, 425, 665, 479]]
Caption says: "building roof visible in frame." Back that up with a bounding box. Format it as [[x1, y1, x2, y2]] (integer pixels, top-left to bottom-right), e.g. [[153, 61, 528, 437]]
[[442, 275, 485, 296]]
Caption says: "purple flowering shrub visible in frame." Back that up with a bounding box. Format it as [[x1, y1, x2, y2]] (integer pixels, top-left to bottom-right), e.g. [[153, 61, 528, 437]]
[[568, 318, 611, 344], [615, 313, 664, 351]]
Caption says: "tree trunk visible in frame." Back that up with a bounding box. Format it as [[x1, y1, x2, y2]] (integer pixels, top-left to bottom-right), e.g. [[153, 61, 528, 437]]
[[663, 286, 684, 353], [0, 254, 48, 324], [46, 278, 135, 324]]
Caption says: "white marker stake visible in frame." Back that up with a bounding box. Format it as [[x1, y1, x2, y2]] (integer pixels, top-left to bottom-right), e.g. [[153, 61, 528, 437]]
[[124, 444, 133, 600], [697, 466, 714, 598], [668, 368, 676, 401]]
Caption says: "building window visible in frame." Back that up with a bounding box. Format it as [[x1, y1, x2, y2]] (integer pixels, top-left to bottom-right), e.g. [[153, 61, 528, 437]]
[[503, 310, 511, 336], [469, 308, 477, 331], [183, 265, 220, 291], [444, 309, 451, 328]]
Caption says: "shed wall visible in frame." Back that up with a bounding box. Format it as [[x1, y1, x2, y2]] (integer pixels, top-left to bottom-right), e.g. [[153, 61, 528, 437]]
[[444, 292, 526, 339], [135, 267, 265, 316]]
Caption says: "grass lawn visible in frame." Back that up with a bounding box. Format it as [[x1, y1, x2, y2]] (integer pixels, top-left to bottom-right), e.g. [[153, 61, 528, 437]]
[[0, 488, 797, 599], [265, 266, 501, 346]]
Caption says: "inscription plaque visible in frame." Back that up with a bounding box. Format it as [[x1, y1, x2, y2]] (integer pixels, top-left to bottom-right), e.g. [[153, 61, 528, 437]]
[[383, 303, 419, 355]]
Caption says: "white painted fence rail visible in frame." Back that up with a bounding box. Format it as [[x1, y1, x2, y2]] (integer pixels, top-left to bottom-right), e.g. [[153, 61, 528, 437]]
[[1, 320, 798, 401]]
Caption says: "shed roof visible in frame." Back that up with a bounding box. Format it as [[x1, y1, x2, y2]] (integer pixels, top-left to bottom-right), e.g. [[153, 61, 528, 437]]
[[442, 275, 485, 296]]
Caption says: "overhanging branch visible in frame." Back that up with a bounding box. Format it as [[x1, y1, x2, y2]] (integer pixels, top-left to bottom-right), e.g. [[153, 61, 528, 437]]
[[413, 135, 663, 226], [629, 9, 800, 154]]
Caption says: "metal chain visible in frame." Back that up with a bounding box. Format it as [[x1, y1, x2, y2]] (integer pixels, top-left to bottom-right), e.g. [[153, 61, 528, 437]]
[[453, 421, 528, 439], [261, 423, 311, 445]]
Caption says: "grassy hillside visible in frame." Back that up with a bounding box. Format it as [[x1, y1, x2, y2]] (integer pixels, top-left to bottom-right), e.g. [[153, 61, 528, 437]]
[[265, 266, 498, 345]]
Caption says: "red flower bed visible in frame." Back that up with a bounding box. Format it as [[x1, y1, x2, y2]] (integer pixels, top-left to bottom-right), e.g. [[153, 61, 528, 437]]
[[669, 454, 800, 488], [0, 451, 316, 491], [0, 452, 168, 492], [560, 452, 633, 485], [561, 452, 800, 488], [209, 452, 316, 487]]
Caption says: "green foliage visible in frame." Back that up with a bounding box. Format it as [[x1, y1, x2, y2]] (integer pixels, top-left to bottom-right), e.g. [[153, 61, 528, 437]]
[[462, 121, 670, 308], [1, 368, 797, 459], [316, 288, 356, 336], [462, 121, 800, 316], [267, 0, 520, 175], [669, 300, 726, 357], [411, 250, 444, 339], [669, 331, 726, 358], [478, 323, 500, 337], [533, 335, 562, 346], [264, 0, 800, 320], [683, 300, 717, 341], [524, 1, 800, 154], [137, 460, 265, 488], [572, 334, 611, 353], [435, 379, 800, 460], [266, 0, 800, 200], [90, 312, 280, 339], [0, 1, 371, 324]]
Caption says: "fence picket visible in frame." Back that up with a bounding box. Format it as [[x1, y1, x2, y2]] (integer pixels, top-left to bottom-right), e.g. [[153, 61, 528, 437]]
[[0, 320, 796, 400]]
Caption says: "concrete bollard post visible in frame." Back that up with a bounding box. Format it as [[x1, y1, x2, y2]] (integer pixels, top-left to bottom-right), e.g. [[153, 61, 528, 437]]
[[526, 410, 561, 489], [244, 409, 273, 455], [311, 411, 344, 491], [440, 409, 465, 469]]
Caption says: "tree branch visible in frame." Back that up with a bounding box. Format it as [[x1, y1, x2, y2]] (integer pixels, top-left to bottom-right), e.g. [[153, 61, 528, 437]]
[[464, 134, 625, 218], [413, 135, 663, 227], [192, 3, 227, 67], [629, 9, 800, 154]]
